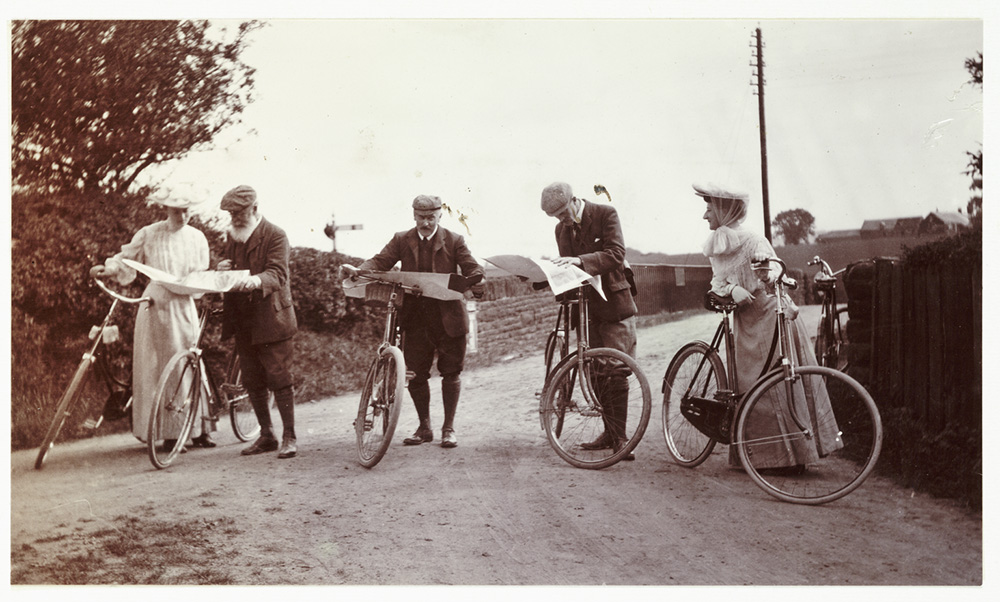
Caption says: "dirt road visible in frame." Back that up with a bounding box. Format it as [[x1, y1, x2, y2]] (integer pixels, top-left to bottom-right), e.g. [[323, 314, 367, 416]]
[[10, 309, 982, 585]]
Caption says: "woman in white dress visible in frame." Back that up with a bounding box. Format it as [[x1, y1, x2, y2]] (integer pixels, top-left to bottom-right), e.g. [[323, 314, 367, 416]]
[[91, 196, 211, 448], [695, 184, 842, 469]]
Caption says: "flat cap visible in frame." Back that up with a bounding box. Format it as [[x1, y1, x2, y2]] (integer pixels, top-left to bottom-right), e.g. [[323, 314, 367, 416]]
[[221, 185, 257, 211], [412, 195, 443, 211], [692, 183, 748, 203], [541, 182, 573, 216]]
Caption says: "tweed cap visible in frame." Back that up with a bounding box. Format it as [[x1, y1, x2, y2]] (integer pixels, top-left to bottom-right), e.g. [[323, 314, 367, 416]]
[[220, 185, 258, 211], [412, 195, 443, 211], [541, 182, 573, 216]]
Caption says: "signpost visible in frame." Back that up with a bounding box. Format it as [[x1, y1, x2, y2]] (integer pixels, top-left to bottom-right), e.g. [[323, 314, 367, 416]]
[[324, 213, 363, 252]]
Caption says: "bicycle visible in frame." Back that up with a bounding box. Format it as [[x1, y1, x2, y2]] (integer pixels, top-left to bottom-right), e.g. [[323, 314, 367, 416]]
[[661, 258, 882, 505], [808, 255, 849, 371], [341, 267, 407, 468], [34, 278, 150, 470], [538, 285, 652, 469], [147, 305, 261, 469]]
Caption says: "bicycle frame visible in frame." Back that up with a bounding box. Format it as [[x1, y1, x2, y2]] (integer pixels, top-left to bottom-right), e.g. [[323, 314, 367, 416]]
[[538, 287, 607, 427], [737, 259, 814, 441], [35, 279, 149, 469]]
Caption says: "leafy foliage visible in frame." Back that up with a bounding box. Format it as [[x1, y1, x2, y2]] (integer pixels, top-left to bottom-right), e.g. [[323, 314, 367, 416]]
[[12, 20, 261, 195], [878, 407, 981, 510], [964, 52, 983, 225], [771, 208, 816, 245], [902, 226, 981, 268]]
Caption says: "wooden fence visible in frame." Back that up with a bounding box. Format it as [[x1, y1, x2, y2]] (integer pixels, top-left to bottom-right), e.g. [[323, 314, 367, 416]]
[[631, 264, 714, 315], [851, 257, 982, 432]]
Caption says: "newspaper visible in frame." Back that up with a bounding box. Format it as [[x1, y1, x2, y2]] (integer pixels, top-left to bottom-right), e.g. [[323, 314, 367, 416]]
[[484, 254, 606, 300], [121, 259, 251, 295]]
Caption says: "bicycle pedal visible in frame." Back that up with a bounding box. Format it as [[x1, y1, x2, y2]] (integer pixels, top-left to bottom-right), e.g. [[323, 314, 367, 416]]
[[82, 417, 102, 430]]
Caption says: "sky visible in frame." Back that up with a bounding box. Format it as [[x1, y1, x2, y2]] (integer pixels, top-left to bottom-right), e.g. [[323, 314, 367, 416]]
[[122, 13, 986, 264], [2, 3, 989, 265]]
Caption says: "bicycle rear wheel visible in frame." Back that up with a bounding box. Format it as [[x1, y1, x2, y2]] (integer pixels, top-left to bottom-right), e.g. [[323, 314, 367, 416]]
[[222, 355, 260, 442], [541, 348, 651, 469], [661, 342, 724, 467], [815, 305, 849, 371], [148, 351, 202, 469], [356, 346, 405, 468], [35, 358, 92, 469], [735, 365, 882, 505]]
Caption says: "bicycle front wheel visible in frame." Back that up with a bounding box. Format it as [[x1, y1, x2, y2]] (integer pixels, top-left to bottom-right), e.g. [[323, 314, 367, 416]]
[[541, 348, 652, 469], [35, 358, 92, 469], [735, 365, 882, 505], [356, 346, 405, 468], [662, 342, 724, 467], [148, 351, 202, 469], [222, 357, 260, 442]]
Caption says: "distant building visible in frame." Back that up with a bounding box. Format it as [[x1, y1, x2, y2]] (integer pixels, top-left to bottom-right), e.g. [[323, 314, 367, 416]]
[[919, 211, 970, 235], [815, 229, 861, 243], [860, 216, 922, 238]]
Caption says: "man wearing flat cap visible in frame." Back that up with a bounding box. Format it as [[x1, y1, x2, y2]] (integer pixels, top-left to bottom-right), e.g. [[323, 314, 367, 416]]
[[217, 185, 300, 459], [357, 194, 485, 449], [540, 181, 638, 458]]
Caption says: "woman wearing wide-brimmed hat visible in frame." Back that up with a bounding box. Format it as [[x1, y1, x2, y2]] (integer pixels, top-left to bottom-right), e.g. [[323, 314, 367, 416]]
[[90, 194, 212, 449], [695, 183, 842, 470]]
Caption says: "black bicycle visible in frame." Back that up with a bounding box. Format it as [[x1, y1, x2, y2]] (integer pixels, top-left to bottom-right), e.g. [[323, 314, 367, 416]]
[[147, 307, 260, 469], [35, 278, 149, 470], [808, 255, 848, 371], [539, 286, 652, 469], [662, 259, 882, 504]]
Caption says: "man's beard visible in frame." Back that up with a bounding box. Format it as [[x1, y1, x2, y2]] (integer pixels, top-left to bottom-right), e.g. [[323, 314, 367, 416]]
[[229, 217, 260, 243]]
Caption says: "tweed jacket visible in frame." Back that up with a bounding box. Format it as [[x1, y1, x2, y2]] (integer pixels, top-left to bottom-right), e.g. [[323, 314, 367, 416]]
[[554, 200, 637, 323], [222, 217, 298, 345], [359, 226, 484, 337]]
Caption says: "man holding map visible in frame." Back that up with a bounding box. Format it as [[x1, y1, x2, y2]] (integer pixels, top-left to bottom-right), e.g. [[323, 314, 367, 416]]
[[217, 185, 300, 459], [355, 194, 485, 449], [540, 181, 639, 459]]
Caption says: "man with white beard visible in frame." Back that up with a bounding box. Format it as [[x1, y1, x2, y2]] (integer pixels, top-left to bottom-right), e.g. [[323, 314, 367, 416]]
[[217, 185, 300, 459]]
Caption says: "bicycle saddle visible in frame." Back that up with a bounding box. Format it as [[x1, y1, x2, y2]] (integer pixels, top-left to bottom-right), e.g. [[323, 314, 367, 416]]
[[704, 291, 738, 313]]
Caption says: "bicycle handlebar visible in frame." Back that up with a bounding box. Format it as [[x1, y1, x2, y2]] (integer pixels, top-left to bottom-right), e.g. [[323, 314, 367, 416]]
[[94, 277, 152, 305], [752, 257, 798, 290]]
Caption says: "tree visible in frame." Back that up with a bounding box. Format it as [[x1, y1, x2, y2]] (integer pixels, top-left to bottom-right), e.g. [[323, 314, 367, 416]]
[[12, 20, 262, 195], [963, 52, 983, 225], [772, 208, 815, 245]]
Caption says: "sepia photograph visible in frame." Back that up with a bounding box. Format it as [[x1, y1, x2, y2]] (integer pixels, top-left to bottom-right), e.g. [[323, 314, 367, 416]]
[[6, 1, 991, 597]]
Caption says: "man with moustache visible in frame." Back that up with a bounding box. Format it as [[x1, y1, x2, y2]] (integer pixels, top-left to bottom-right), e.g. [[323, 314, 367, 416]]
[[217, 185, 300, 459], [355, 194, 485, 449]]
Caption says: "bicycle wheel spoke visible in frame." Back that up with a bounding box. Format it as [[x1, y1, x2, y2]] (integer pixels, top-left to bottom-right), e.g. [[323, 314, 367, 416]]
[[356, 347, 404, 468], [737, 366, 882, 504], [148, 353, 201, 469], [662, 343, 721, 467], [542, 349, 651, 469]]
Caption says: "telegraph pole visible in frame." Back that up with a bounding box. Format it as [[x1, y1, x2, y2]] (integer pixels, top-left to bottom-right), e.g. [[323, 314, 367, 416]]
[[751, 27, 772, 242]]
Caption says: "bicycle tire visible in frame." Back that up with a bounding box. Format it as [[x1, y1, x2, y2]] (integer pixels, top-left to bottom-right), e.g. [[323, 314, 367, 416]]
[[734, 365, 882, 505], [223, 358, 260, 442], [541, 347, 651, 469], [356, 346, 405, 468], [832, 307, 849, 371], [661, 341, 725, 467], [148, 351, 202, 469], [35, 358, 92, 469]]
